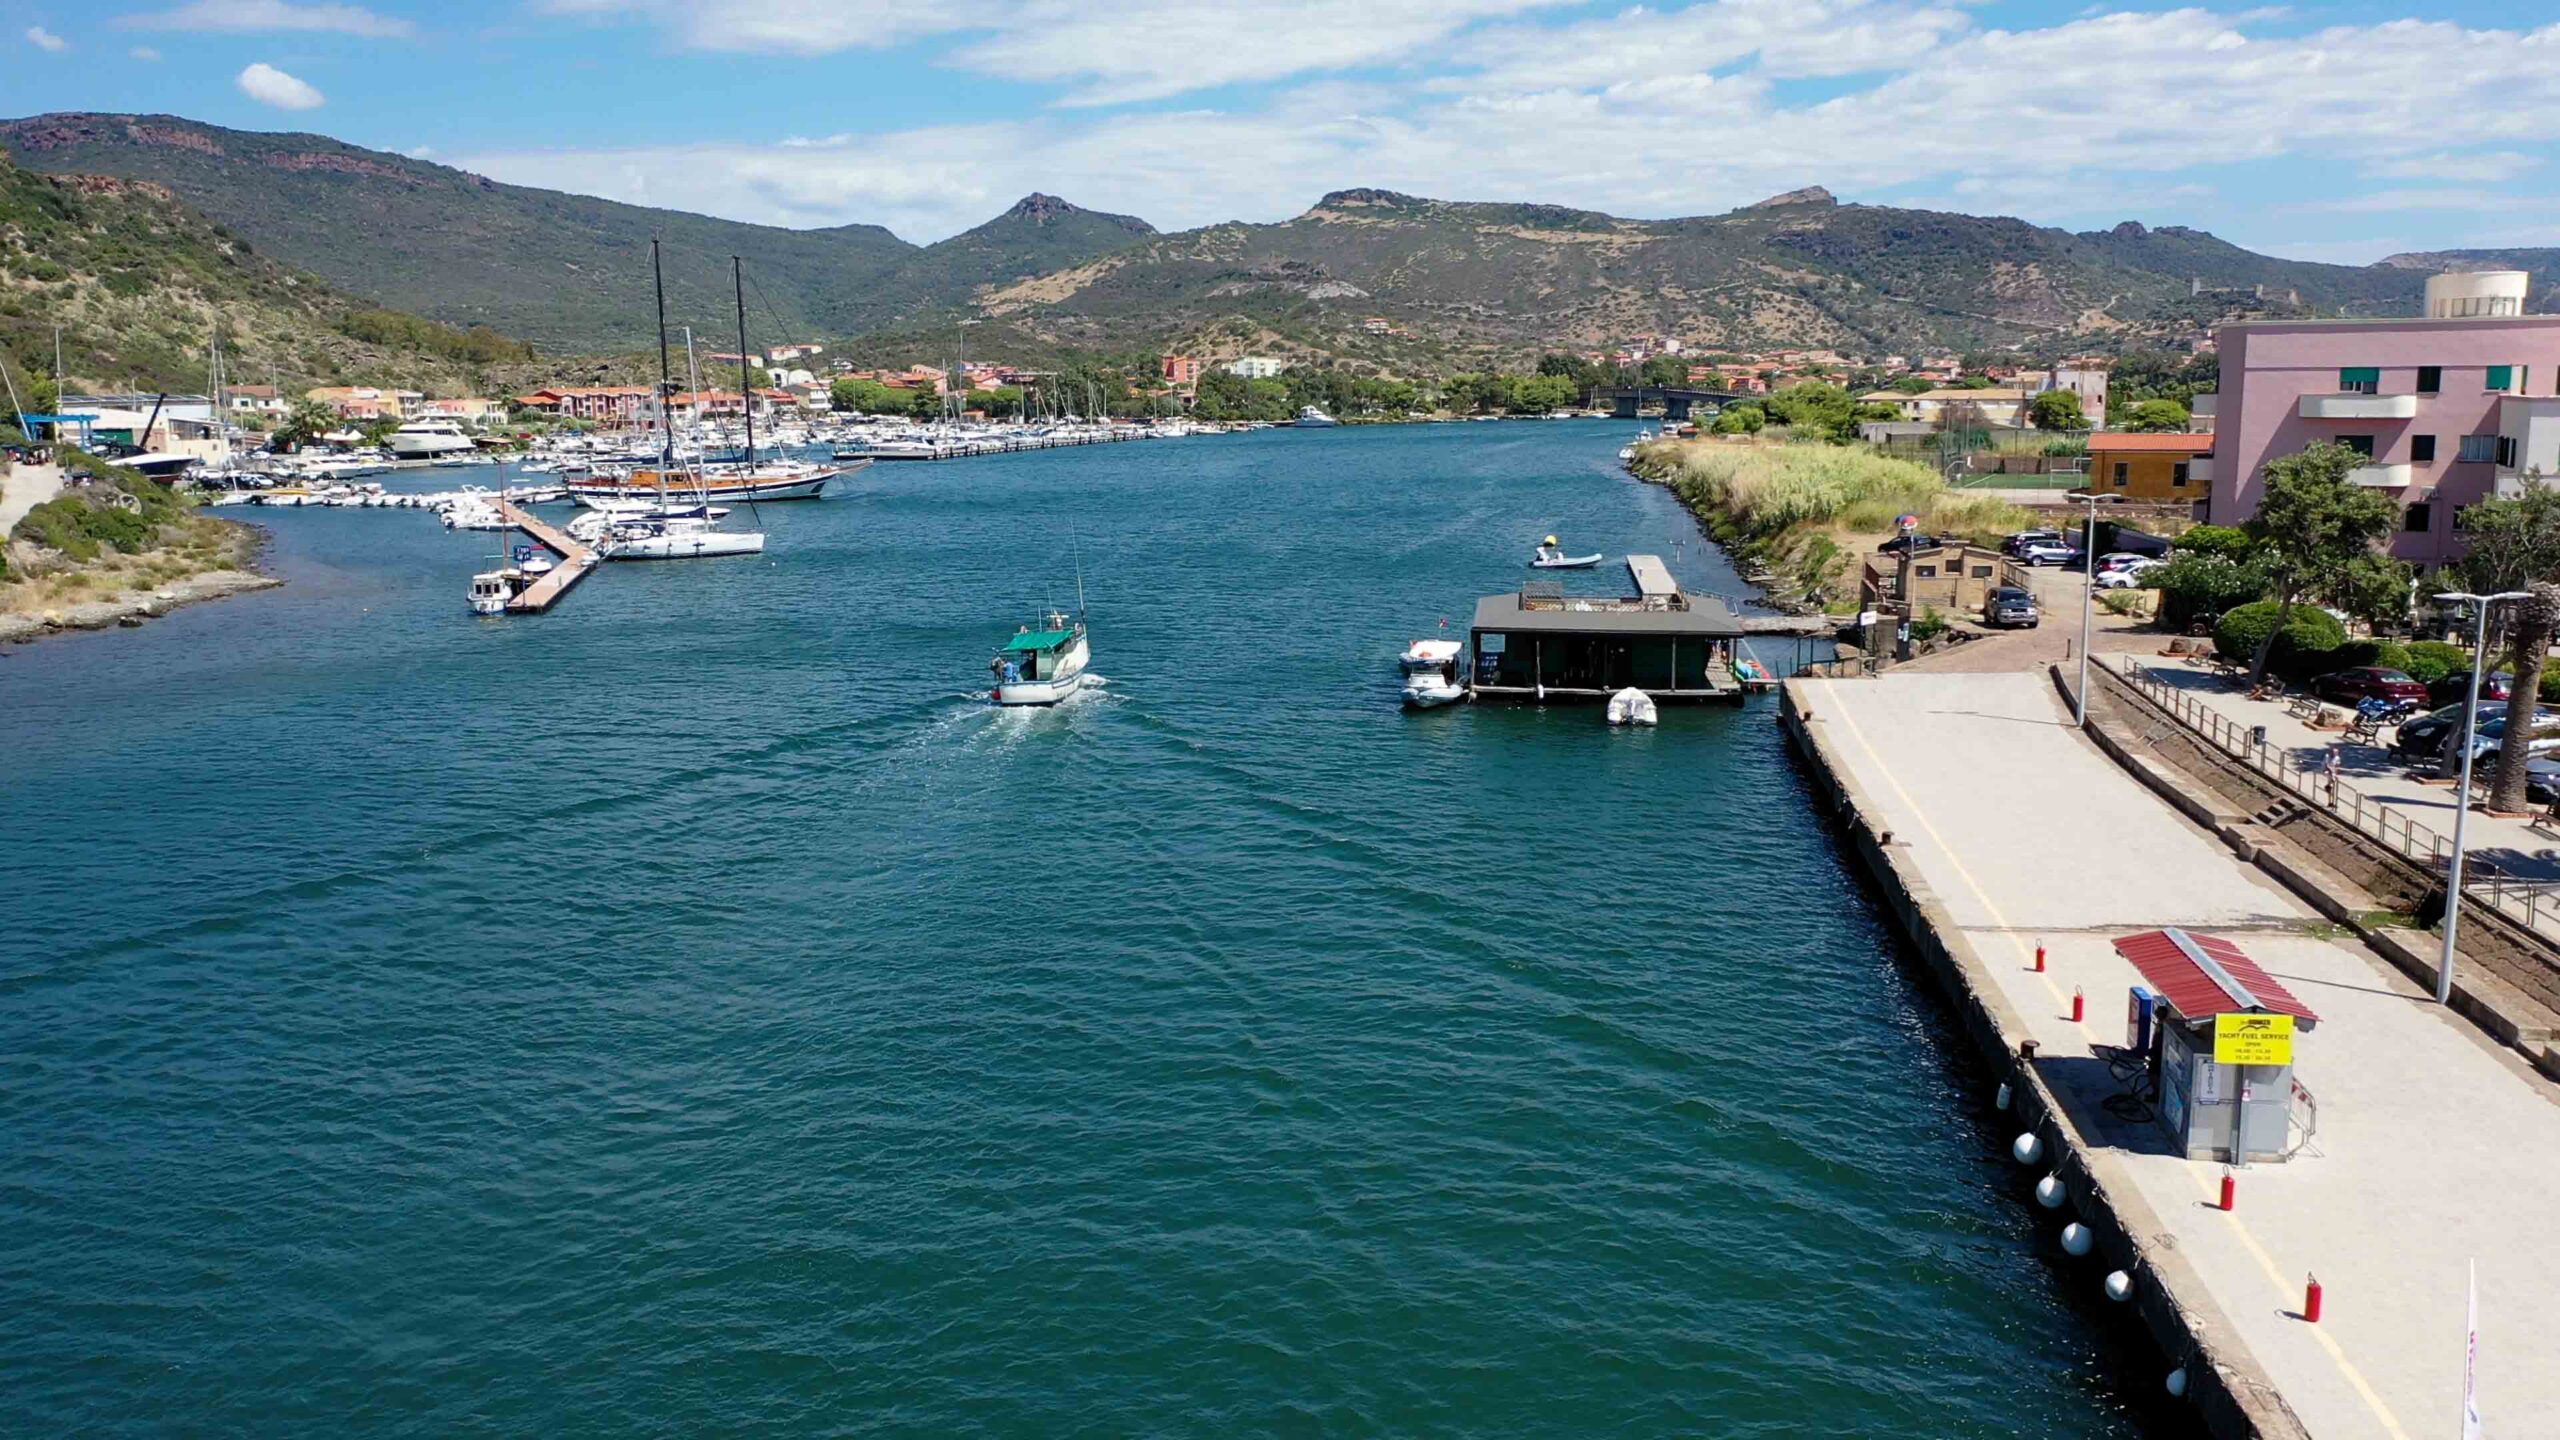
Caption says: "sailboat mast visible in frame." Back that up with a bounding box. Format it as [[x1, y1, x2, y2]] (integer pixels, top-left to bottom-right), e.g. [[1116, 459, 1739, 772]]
[[732, 256, 755, 470], [651, 239, 675, 468]]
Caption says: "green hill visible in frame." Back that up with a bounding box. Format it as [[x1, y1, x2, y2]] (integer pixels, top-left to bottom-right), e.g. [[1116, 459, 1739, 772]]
[[0, 148, 536, 400]]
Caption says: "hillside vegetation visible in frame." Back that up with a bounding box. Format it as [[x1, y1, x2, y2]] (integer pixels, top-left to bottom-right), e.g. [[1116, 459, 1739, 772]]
[[0, 148, 537, 396]]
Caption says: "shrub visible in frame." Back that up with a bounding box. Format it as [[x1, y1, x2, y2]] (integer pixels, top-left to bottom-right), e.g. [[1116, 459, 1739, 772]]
[[2151, 551, 2268, 630], [2214, 600, 2347, 678], [2543, 671, 2560, 705], [2329, 639, 2413, 671], [2172, 524, 2257, 561], [2401, 641, 2471, 686]]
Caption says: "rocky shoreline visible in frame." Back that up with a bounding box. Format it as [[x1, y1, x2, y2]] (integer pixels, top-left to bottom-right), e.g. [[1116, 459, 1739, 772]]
[[0, 568, 280, 646]]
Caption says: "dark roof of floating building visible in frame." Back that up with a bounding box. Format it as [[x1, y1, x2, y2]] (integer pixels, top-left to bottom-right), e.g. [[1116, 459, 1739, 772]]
[[1470, 555, 1745, 636]]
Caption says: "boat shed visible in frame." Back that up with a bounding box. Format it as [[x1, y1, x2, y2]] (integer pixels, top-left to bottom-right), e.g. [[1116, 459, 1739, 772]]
[[1468, 555, 1749, 703]]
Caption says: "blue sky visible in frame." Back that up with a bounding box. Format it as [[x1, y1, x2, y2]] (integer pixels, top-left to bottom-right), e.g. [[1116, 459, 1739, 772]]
[[5, 0, 2556, 262]]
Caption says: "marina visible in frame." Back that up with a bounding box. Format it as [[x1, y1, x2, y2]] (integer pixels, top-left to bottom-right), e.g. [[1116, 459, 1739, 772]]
[[1, 423, 2168, 1438]]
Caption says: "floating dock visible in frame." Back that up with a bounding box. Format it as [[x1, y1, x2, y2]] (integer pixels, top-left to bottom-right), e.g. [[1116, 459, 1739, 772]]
[[495, 498, 598, 613], [1464, 554, 1751, 704]]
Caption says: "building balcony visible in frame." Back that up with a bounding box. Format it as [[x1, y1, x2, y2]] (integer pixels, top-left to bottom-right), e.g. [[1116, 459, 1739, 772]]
[[2299, 393, 2418, 420], [2348, 462, 2413, 488]]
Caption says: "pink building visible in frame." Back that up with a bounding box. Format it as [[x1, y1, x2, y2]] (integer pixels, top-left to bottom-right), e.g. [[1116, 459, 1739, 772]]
[[2208, 271, 2560, 565]]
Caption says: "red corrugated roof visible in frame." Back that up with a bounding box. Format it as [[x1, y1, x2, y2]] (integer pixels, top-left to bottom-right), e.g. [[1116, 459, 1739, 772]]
[[2111, 928, 2320, 1027], [2088, 432, 2216, 454]]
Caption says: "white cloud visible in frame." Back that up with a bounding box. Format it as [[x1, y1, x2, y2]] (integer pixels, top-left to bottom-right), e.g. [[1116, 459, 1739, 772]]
[[236, 61, 325, 110], [545, 0, 1571, 103], [125, 0, 413, 38], [25, 25, 69, 51], [406, 145, 434, 158], [130, 44, 163, 60], [461, 7, 2560, 255]]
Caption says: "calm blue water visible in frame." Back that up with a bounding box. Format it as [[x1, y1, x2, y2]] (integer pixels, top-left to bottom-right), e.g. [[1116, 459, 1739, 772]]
[[1, 423, 2157, 1435]]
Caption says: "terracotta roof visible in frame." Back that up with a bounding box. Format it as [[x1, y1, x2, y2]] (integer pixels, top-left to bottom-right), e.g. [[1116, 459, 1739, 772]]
[[2088, 432, 2215, 454], [2111, 928, 2320, 1026]]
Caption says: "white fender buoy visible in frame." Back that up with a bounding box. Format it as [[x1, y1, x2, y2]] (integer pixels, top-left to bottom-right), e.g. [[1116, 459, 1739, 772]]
[[2035, 1174, 2066, 1209], [2105, 1269, 2134, 1302], [2011, 1132, 2043, 1165], [2166, 1367, 2190, 1398], [1995, 1081, 2012, 1111], [2060, 1222, 2094, 1257]]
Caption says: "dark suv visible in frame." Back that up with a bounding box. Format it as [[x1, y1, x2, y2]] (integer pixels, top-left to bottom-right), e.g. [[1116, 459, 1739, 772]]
[[1985, 586, 2040, 629]]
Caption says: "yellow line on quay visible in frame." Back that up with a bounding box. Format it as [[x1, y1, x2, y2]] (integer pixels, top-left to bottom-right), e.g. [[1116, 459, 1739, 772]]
[[1819, 685, 2411, 1440]]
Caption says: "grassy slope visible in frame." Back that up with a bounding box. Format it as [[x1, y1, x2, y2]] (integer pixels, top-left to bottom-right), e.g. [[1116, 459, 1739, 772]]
[[0, 149, 534, 396]]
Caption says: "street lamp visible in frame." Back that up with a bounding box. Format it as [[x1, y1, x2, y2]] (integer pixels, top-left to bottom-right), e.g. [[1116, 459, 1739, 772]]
[[2432, 588, 2530, 1005], [2076, 494, 2101, 727]]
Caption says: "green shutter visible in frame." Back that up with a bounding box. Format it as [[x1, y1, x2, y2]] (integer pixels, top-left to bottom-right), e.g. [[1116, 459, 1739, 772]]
[[2339, 366, 2380, 389], [2486, 365, 2514, 392]]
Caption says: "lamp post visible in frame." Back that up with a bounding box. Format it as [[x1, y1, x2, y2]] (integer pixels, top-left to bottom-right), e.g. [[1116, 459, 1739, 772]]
[[2076, 494, 2100, 727], [2433, 589, 2530, 1005]]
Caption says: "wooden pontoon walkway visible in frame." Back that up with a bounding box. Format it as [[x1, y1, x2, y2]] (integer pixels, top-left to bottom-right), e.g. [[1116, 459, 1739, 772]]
[[495, 498, 599, 613]]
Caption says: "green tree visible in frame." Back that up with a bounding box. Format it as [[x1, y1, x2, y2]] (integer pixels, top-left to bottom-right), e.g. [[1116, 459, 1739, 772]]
[[2151, 551, 2270, 630], [270, 399, 337, 451], [1762, 382, 1854, 438], [1637, 355, 1690, 388], [2121, 399, 2191, 433], [2332, 553, 2415, 634], [2028, 388, 2091, 431], [1889, 376, 1935, 394], [2239, 441, 2395, 685], [2172, 523, 2257, 561], [2455, 479, 2560, 811], [1711, 403, 1764, 435], [1506, 374, 1575, 414]]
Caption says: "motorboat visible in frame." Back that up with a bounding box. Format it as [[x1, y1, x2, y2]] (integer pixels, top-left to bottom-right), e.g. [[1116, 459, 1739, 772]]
[[387, 419, 479, 459], [442, 497, 508, 531], [1606, 687, 1659, 727], [1292, 405, 1340, 428], [1399, 638, 1461, 673], [1402, 675, 1465, 709], [467, 568, 522, 616], [511, 544, 557, 578], [602, 513, 766, 559], [990, 609, 1090, 706], [1530, 536, 1603, 568]]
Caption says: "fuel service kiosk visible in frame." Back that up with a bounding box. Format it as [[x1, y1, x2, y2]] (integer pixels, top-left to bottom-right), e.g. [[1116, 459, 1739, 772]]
[[2111, 928, 2320, 1164]]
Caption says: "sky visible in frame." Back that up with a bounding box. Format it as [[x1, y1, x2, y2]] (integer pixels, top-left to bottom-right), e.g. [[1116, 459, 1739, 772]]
[[3, 0, 2556, 263]]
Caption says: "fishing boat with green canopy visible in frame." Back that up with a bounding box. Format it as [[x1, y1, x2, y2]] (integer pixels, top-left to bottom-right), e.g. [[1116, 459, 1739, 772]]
[[990, 609, 1091, 706]]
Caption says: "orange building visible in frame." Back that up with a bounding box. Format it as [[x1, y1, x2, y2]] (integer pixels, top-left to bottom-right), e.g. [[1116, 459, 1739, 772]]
[[2087, 432, 2215, 502]]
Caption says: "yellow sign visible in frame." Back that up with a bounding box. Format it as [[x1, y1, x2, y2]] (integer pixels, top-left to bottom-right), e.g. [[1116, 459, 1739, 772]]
[[2214, 1012, 2295, 1066]]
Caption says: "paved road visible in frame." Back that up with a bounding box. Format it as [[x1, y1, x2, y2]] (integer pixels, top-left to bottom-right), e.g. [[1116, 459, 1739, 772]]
[[0, 461, 63, 536], [1797, 670, 2560, 1440]]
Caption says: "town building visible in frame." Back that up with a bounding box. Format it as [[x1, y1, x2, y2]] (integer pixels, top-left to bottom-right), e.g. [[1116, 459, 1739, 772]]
[[1858, 387, 2031, 427], [2202, 270, 2560, 565], [2086, 432, 2215, 502], [512, 386, 656, 424], [1227, 356, 1285, 379], [305, 385, 419, 420], [226, 384, 286, 417], [415, 397, 504, 425], [1161, 355, 1203, 387], [2026, 361, 2109, 424]]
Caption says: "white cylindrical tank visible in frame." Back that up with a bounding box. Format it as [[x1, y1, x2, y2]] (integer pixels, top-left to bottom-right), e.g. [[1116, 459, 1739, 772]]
[[2426, 270, 2529, 319]]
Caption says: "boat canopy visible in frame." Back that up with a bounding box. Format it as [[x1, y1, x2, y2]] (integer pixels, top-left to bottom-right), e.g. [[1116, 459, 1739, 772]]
[[1003, 628, 1077, 653]]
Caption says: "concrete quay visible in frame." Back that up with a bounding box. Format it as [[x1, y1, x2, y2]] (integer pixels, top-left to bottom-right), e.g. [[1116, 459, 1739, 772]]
[[1785, 669, 2560, 1440]]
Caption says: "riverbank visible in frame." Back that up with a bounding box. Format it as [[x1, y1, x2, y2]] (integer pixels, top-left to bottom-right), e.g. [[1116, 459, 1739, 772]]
[[3, 477, 274, 646], [1784, 666, 2560, 1439], [0, 565, 278, 645]]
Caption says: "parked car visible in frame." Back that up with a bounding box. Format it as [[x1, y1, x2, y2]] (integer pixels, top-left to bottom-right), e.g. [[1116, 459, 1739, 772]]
[[2002, 529, 2065, 557], [2094, 558, 2165, 589], [2312, 667, 2430, 706], [2439, 709, 2560, 772], [2392, 702, 2506, 762], [2426, 669, 2514, 707], [1985, 585, 2040, 629], [1877, 532, 1944, 555], [2016, 540, 2084, 566], [2095, 552, 2153, 571]]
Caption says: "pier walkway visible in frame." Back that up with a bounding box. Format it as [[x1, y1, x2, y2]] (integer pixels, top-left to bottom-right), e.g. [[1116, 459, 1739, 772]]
[[1790, 669, 2560, 1439], [495, 499, 596, 613]]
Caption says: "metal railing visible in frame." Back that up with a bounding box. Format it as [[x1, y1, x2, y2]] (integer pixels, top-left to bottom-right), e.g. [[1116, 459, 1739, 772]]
[[2117, 661, 2560, 945]]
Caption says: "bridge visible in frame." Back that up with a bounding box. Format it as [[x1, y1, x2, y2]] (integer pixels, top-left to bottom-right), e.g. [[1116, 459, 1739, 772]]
[[1590, 386, 1744, 421]]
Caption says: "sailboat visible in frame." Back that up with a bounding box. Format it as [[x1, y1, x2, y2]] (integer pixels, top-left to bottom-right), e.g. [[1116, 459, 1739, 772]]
[[596, 242, 765, 560], [566, 255, 862, 505]]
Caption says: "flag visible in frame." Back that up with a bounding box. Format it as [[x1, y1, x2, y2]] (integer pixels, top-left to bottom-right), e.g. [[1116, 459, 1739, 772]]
[[2462, 1258, 2482, 1440]]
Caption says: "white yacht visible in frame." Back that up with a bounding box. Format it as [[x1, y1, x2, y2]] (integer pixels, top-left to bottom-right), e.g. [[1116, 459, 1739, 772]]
[[602, 512, 766, 560], [990, 610, 1090, 706], [1293, 405, 1341, 428], [388, 418, 479, 459]]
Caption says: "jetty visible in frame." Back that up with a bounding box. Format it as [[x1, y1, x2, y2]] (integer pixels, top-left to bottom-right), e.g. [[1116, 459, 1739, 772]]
[[495, 498, 598, 613], [1784, 665, 2560, 1438]]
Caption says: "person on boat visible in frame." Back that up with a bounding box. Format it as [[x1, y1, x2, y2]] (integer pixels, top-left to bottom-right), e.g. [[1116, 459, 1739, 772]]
[[1536, 534, 1562, 563]]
